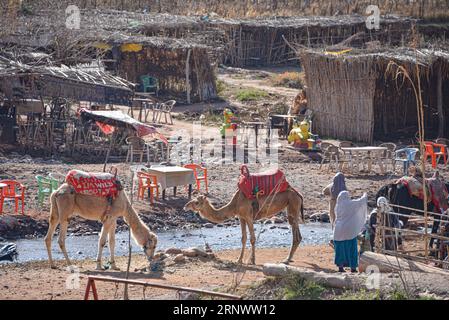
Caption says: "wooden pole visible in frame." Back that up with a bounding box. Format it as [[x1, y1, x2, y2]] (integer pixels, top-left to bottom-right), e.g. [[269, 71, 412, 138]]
[[437, 65, 444, 137], [185, 49, 192, 104]]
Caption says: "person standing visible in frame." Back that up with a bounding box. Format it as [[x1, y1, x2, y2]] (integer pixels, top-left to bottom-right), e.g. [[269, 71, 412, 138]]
[[333, 191, 368, 273], [323, 172, 347, 229]]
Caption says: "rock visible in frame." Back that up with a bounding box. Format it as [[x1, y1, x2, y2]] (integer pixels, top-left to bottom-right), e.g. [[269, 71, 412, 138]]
[[173, 254, 186, 263], [182, 249, 198, 257], [271, 217, 283, 224], [153, 252, 167, 260], [182, 247, 208, 258], [204, 223, 214, 228], [165, 247, 182, 255], [77, 251, 83, 255], [320, 213, 330, 223], [264, 219, 273, 224], [269, 225, 276, 229]]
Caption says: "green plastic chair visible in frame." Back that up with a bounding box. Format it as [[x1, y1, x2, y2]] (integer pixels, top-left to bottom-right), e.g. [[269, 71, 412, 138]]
[[140, 75, 159, 95], [36, 175, 59, 206]]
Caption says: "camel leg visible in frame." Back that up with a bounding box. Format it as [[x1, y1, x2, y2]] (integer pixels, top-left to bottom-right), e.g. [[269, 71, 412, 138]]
[[283, 202, 303, 264], [247, 220, 256, 265], [96, 220, 112, 270], [237, 219, 247, 264], [108, 220, 120, 270], [44, 205, 59, 269], [58, 220, 72, 267]]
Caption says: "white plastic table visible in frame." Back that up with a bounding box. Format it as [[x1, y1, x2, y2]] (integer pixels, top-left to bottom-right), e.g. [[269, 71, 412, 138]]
[[145, 166, 196, 200]]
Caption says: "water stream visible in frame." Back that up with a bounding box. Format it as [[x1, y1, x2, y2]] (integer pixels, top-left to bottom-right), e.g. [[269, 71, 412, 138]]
[[2, 222, 332, 263]]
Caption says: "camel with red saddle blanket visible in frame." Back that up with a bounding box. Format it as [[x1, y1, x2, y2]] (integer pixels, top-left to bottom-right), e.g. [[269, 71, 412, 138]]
[[184, 165, 304, 265], [45, 170, 158, 270]]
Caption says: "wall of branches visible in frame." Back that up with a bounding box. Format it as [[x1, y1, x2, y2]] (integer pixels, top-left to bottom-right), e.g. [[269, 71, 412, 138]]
[[18, 0, 449, 19]]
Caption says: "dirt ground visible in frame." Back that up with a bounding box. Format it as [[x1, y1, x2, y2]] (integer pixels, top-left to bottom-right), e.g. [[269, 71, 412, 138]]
[[0, 246, 336, 300]]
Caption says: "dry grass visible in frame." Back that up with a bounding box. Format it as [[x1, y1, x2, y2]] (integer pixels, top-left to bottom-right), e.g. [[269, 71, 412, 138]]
[[270, 72, 305, 89]]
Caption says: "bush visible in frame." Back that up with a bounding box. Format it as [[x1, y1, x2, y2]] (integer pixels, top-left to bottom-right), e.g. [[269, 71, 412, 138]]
[[282, 275, 325, 300], [271, 72, 305, 89], [216, 80, 227, 96], [235, 89, 269, 102]]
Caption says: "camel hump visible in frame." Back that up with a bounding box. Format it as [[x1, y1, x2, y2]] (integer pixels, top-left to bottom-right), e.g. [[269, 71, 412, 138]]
[[66, 170, 120, 198], [238, 167, 289, 199]]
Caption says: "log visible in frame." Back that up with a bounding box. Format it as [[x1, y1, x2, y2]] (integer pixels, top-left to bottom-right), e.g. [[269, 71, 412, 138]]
[[262, 263, 365, 289], [359, 251, 449, 275]]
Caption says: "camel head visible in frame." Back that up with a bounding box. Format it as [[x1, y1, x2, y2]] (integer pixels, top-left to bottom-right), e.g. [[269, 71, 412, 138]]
[[183, 194, 208, 214], [142, 232, 158, 261]]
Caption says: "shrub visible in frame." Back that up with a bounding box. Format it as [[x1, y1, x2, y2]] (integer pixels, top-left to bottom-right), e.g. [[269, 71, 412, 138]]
[[282, 275, 325, 300], [235, 89, 269, 102], [270, 72, 305, 89]]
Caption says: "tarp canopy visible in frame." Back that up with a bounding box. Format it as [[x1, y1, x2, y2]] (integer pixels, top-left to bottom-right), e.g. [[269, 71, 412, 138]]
[[79, 108, 167, 143]]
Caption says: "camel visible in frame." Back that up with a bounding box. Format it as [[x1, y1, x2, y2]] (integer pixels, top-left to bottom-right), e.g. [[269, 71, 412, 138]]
[[45, 183, 158, 270], [183, 187, 304, 265]]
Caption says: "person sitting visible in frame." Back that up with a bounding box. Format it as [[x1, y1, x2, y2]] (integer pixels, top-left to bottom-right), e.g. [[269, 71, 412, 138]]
[[333, 191, 368, 273], [288, 89, 308, 132]]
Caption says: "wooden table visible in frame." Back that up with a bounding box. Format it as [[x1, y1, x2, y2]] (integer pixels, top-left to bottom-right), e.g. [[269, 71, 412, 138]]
[[341, 146, 388, 174], [145, 166, 196, 200]]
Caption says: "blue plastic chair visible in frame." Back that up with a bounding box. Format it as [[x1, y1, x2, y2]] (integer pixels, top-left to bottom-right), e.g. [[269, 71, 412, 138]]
[[394, 148, 419, 175]]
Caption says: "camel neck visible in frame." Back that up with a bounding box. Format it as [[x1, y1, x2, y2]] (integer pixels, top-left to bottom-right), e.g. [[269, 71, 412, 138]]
[[200, 193, 238, 223], [123, 203, 148, 245]]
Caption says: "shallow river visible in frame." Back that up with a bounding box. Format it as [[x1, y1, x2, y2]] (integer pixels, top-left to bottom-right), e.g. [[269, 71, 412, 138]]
[[3, 222, 332, 263]]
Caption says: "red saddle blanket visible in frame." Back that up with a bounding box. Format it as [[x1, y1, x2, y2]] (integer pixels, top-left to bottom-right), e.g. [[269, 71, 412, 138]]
[[238, 165, 289, 199], [66, 170, 120, 198]]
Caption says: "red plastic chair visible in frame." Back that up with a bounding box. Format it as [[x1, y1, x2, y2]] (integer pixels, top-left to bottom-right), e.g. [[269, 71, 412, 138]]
[[424, 141, 447, 168], [0, 180, 26, 214], [184, 164, 208, 193], [137, 172, 159, 204]]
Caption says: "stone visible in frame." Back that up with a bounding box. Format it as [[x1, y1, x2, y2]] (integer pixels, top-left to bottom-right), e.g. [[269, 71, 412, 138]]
[[173, 254, 186, 263], [153, 252, 167, 260], [271, 217, 283, 224], [165, 247, 182, 255], [182, 249, 198, 257], [204, 223, 214, 228], [320, 213, 330, 223]]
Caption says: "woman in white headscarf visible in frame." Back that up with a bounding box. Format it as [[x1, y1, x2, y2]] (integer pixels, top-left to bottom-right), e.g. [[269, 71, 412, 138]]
[[334, 191, 368, 273], [323, 172, 347, 229]]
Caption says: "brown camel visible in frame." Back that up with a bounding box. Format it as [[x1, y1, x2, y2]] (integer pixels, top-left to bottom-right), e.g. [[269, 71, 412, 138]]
[[184, 188, 304, 265], [45, 183, 158, 270]]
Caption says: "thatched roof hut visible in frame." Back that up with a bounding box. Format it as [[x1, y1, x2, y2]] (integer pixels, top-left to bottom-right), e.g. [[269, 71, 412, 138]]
[[0, 56, 134, 104], [300, 47, 449, 143], [83, 34, 218, 103]]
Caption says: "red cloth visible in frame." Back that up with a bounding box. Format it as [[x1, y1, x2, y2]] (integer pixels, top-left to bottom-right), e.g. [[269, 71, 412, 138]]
[[66, 170, 119, 198], [238, 165, 289, 199], [96, 121, 115, 135]]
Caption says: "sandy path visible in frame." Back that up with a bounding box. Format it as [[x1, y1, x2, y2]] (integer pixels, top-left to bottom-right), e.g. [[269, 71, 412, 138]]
[[0, 246, 335, 300]]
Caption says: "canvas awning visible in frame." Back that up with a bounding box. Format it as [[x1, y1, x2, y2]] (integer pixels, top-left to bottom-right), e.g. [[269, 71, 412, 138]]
[[79, 109, 167, 143]]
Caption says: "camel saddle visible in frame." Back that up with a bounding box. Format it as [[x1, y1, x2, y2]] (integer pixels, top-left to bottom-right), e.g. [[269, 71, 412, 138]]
[[65, 170, 122, 199], [396, 175, 449, 211], [238, 165, 289, 200]]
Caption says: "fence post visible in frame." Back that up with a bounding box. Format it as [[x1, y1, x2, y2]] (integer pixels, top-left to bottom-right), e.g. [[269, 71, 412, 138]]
[[375, 200, 386, 253]]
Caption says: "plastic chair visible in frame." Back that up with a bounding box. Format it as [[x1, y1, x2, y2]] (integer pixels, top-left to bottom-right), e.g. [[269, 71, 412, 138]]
[[137, 172, 159, 204], [0, 180, 26, 214], [126, 136, 150, 164], [156, 100, 176, 125], [424, 141, 447, 169], [36, 175, 56, 206], [140, 75, 159, 95], [184, 164, 208, 193], [394, 148, 419, 174], [379, 143, 397, 171]]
